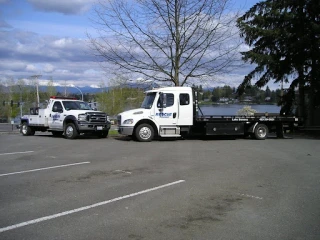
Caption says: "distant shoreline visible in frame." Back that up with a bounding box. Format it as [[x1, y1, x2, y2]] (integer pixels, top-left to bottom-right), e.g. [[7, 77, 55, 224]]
[[200, 102, 278, 106]]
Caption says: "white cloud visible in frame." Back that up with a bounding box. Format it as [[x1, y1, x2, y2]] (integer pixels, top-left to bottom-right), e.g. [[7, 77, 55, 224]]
[[89, 84, 100, 88], [0, 61, 27, 72], [43, 63, 54, 73], [55, 69, 70, 74], [53, 38, 73, 48], [26, 64, 37, 72], [0, 28, 109, 86], [27, 0, 96, 15], [10, 20, 92, 38], [83, 69, 100, 75]]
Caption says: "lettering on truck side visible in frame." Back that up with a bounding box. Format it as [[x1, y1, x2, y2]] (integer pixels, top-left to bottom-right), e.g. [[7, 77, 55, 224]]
[[52, 114, 60, 121], [156, 113, 173, 118], [232, 118, 248, 121], [259, 117, 275, 121]]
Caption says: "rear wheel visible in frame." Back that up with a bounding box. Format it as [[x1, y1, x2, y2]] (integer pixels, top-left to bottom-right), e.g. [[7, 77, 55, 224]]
[[276, 124, 284, 138], [21, 122, 35, 136], [64, 123, 79, 139], [135, 123, 154, 142], [254, 124, 268, 140]]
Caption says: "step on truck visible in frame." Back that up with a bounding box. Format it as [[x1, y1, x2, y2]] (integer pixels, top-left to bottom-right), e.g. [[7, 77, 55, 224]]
[[21, 96, 111, 139], [117, 87, 299, 142]]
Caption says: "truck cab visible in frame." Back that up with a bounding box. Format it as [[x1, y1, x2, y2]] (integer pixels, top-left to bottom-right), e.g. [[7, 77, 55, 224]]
[[118, 87, 194, 141], [21, 96, 111, 139]]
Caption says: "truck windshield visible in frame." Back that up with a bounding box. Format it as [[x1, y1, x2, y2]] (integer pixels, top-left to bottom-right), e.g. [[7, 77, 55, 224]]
[[141, 92, 156, 109], [62, 101, 93, 110]]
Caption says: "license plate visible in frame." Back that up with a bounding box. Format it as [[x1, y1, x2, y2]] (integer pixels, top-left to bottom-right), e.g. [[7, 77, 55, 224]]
[[97, 126, 103, 130]]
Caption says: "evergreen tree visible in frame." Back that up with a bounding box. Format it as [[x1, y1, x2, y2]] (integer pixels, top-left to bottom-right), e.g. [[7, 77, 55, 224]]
[[265, 86, 271, 97], [237, 0, 320, 123]]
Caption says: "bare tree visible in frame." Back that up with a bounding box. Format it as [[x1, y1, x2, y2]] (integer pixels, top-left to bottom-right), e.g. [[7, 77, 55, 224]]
[[46, 77, 57, 98], [89, 0, 241, 86]]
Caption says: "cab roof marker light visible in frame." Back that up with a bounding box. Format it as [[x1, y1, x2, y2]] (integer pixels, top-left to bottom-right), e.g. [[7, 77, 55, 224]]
[[50, 96, 77, 100]]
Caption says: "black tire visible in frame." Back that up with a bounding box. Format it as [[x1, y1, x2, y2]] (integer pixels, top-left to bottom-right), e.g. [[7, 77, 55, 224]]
[[254, 124, 268, 140], [99, 130, 109, 138], [276, 124, 284, 138], [21, 122, 35, 136], [135, 123, 154, 142], [52, 131, 63, 137], [64, 123, 79, 139]]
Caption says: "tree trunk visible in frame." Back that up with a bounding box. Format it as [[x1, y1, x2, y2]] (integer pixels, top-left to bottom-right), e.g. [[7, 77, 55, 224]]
[[298, 68, 305, 119]]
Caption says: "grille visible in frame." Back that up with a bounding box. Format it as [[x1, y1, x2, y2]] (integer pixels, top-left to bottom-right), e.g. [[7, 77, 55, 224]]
[[87, 112, 107, 123]]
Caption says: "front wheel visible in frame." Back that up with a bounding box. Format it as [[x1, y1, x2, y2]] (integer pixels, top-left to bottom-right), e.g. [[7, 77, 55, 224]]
[[21, 122, 35, 136], [135, 123, 154, 142], [99, 130, 109, 138], [254, 124, 268, 140], [64, 123, 79, 139]]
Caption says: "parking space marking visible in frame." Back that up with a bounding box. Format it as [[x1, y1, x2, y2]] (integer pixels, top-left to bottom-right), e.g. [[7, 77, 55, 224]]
[[239, 193, 263, 200], [0, 180, 185, 233], [0, 162, 90, 177], [0, 151, 34, 156]]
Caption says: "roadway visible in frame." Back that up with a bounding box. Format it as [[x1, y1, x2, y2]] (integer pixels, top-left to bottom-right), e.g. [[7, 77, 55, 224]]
[[0, 133, 319, 239], [0, 123, 20, 133]]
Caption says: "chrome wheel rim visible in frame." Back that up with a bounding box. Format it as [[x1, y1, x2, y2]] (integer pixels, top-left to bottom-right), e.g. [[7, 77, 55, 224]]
[[66, 126, 74, 138], [257, 127, 267, 138], [22, 125, 27, 134], [139, 127, 151, 140]]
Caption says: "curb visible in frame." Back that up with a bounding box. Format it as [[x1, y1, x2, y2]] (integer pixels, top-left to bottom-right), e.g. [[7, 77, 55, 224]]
[[0, 131, 20, 135]]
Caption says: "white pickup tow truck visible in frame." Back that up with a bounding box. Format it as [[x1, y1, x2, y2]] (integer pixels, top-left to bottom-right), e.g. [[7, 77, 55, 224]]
[[20, 96, 111, 139], [117, 87, 299, 142]]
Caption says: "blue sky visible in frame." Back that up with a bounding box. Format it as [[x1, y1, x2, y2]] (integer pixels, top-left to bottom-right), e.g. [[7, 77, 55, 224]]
[[0, 0, 269, 88]]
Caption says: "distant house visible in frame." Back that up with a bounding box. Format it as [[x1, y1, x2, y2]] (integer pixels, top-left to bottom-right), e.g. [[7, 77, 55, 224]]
[[265, 97, 271, 102], [242, 96, 253, 103], [88, 101, 99, 110], [218, 97, 229, 103]]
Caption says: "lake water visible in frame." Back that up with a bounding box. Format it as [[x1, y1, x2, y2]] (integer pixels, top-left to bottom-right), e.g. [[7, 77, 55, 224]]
[[199, 104, 281, 116]]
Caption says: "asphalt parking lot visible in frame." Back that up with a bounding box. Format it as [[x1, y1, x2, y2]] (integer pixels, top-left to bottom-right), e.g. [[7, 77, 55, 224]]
[[0, 132, 319, 240]]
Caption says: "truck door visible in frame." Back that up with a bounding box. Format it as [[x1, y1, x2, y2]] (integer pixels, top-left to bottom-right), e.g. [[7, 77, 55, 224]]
[[154, 92, 178, 126], [177, 93, 193, 126], [48, 101, 64, 130]]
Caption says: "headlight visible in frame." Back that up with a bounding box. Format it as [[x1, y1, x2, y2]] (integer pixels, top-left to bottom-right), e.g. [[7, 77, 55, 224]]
[[78, 114, 86, 121], [107, 116, 110, 122], [123, 119, 134, 124]]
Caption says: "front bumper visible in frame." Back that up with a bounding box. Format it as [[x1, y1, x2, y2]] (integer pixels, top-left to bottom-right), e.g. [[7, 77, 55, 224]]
[[118, 126, 134, 135], [77, 121, 111, 131]]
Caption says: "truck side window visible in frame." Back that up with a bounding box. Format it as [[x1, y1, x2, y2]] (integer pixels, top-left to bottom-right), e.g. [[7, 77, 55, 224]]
[[180, 93, 190, 105], [157, 93, 174, 107], [166, 94, 174, 107], [52, 102, 63, 112]]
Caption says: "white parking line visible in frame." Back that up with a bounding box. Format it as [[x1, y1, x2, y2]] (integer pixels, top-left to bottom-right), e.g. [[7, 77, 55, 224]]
[[0, 180, 185, 233], [239, 193, 263, 200], [0, 162, 90, 177], [0, 151, 34, 156]]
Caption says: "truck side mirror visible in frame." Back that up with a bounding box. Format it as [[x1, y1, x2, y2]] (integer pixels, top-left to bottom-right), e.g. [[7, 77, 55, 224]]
[[158, 92, 167, 108]]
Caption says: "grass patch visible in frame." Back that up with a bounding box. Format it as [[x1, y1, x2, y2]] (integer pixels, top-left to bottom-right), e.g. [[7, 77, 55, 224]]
[[109, 129, 119, 136]]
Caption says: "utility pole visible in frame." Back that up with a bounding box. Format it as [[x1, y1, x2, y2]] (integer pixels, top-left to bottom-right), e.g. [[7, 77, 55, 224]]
[[31, 75, 42, 108], [280, 79, 284, 107], [69, 85, 83, 101], [64, 80, 67, 97], [18, 85, 22, 117]]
